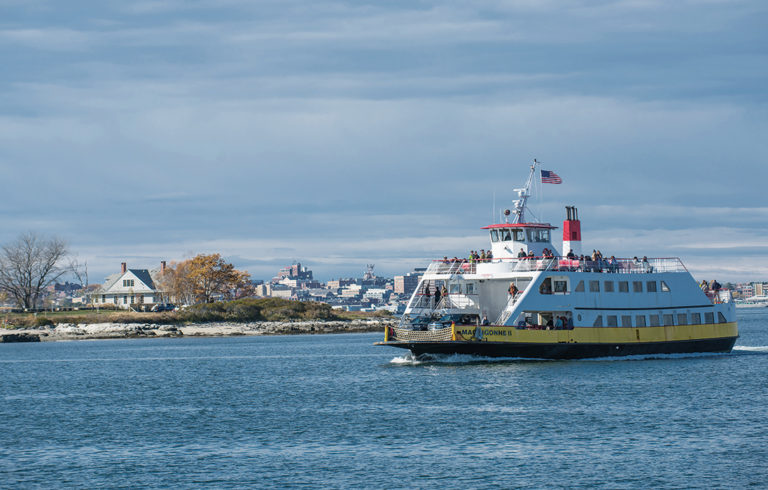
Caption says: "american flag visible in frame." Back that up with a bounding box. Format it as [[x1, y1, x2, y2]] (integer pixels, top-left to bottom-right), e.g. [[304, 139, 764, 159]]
[[540, 169, 562, 184]]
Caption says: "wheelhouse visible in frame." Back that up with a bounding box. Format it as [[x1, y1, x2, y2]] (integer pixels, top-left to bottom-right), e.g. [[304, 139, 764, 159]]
[[482, 223, 558, 259]]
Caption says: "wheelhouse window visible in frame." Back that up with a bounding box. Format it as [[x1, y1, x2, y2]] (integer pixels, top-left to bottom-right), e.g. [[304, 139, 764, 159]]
[[490, 230, 499, 242], [513, 229, 525, 241], [501, 230, 512, 241], [647, 281, 657, 292], [526, 229, 550, 242], [553, 280, 568, 293], [575, 280, 585, 292], [661, 281, 670, 292], [718, 312, 728, 323], [619, 281, 629, 293]]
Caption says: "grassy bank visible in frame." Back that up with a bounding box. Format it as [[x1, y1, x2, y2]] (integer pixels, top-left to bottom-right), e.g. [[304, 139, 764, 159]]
[[1, 298, 393, 328]]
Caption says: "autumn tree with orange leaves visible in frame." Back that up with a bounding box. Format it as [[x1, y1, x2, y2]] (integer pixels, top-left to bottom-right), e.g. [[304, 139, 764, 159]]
[[159, 254, 251, 304]]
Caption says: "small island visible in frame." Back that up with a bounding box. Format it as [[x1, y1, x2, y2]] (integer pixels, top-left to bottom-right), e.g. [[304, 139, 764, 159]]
[[0, 298, 395, 342]]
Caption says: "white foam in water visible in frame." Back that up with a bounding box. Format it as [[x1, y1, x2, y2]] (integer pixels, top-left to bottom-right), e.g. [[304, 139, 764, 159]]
[[733, 345, 768, 353], [390, 352, 541, 365]]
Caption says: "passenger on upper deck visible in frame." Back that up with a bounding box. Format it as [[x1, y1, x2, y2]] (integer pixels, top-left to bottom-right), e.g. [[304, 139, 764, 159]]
[[700, 280, 709, 292], [567, 249, 576, 259], [608, 256, 618, 272], [518, 248, 527, 259]]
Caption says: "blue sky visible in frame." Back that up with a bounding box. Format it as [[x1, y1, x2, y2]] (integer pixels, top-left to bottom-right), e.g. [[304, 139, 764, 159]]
[[1, 0, 766, 283]]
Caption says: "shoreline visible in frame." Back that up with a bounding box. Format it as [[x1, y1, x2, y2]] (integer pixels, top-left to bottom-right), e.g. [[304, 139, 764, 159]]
[[0, 319, 395, 342]]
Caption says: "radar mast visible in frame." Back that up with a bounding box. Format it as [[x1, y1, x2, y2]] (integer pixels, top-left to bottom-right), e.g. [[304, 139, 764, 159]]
[[511, 159, 540, 223]]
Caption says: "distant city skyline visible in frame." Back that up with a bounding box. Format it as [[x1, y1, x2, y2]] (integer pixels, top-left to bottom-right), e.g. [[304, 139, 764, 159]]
[[1, 1, 766, 283]]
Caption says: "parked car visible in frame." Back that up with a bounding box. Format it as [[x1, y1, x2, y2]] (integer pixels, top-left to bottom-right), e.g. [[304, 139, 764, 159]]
[[151, 304, 176, 312]]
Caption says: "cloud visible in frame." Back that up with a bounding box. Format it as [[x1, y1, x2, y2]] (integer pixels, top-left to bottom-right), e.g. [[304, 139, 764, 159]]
[[0, 0, 766, 283], [0, 28, 91, 51]]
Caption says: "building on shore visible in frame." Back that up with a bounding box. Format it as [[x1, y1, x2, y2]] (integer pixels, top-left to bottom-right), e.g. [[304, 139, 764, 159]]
[[91, 262, 168, 310], [394, 268, 425, 297]]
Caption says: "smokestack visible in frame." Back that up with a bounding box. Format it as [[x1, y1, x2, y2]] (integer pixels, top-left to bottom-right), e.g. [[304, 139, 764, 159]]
[[563, 206, 582, 257], [121, 262, 127, 274], [161, 261, 167, 273]]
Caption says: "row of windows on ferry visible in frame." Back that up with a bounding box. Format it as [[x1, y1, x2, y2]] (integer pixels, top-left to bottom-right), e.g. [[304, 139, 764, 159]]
[[542, 279, 670, 294], [437, 279, 671, 295], [591, 311, 727, 327], [490, 229, 551, 243]]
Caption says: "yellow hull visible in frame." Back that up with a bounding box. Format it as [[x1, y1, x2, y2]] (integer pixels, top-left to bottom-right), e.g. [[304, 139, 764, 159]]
[[452, 322, 738, 344]]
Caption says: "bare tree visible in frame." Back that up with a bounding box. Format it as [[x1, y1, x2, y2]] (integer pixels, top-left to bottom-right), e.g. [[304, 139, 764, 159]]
[[0, 232, 69, 309], [69, 257, 89, 304]]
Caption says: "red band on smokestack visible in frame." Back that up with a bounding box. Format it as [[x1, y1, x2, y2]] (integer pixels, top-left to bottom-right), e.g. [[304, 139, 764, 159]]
[[563, 220, 581, 241]]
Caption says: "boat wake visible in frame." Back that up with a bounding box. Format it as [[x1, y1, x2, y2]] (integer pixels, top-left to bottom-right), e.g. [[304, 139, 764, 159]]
[[390, 348, 763, 365], [390, 352, 546, 365]]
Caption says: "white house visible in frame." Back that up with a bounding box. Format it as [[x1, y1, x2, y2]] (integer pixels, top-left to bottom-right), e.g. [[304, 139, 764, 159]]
[[92, 262, 167, 310]]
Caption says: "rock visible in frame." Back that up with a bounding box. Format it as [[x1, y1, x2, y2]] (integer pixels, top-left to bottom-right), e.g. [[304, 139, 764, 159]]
[[0, 333, 41, 343]]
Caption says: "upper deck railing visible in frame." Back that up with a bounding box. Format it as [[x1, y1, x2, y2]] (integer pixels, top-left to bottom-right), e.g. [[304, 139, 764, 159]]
[[425, 256, 688, 276]]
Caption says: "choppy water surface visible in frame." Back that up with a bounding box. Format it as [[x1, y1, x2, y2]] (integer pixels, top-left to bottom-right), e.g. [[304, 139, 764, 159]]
[[2, 310, 767, 488]]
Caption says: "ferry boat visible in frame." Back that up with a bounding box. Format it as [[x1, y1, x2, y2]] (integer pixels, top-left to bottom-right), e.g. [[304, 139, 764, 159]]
[[735, 296, 768, 308], [376, 161, 738, 359]]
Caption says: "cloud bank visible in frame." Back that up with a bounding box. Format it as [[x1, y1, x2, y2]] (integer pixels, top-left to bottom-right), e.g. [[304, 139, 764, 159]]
[[0, 0, 766, 282]]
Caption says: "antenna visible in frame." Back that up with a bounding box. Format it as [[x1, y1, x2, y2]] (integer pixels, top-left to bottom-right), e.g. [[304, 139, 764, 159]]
[[511, 159, 540, 223]]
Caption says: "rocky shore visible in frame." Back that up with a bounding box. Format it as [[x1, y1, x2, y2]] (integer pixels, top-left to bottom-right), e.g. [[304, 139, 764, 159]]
[[0, 319, 396, 342]]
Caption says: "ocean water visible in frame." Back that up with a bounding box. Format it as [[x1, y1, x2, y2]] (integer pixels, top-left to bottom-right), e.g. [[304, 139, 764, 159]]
[[1, 310, 767, 489]]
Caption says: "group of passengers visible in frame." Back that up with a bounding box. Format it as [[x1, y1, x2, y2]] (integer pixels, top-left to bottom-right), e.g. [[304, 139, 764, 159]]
[[562, 249, 619, 272], [517, 315, 574, 330], [700, 279, 722, 292], [468, 249, 493, 262], [439, 249, 494, 264], [516, 248, 555, 259], [562, 250, 657, 273]]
